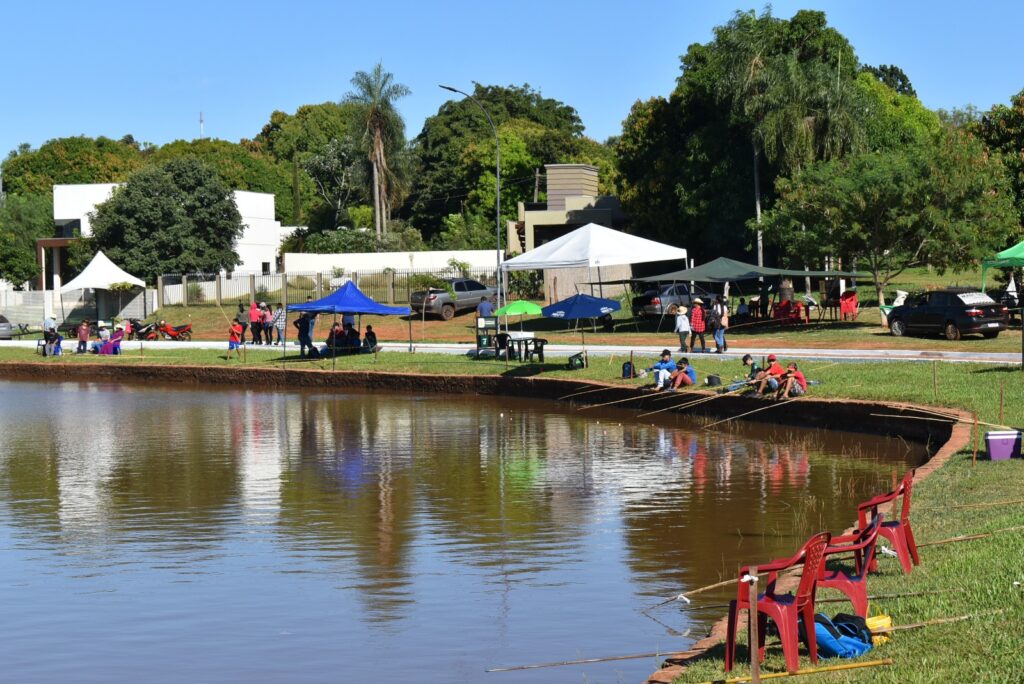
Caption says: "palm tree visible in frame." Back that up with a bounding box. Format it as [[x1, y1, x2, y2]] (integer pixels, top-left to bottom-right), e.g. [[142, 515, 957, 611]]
[[344, 63, 410, 238]]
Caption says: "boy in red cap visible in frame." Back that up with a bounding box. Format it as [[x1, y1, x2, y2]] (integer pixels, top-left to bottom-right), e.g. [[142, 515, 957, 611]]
[[756, 354, 787, 394]]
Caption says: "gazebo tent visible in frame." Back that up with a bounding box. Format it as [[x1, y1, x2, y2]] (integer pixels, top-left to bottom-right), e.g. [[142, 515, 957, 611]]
[[638, 256, 864, 283], [288, 281, 412, 364], [60, 250, 145, 291], [289, 281, 411, 317], [501, 223, 688, 272], [59, 250, 147, 322], [981, 240, 1024, 289]]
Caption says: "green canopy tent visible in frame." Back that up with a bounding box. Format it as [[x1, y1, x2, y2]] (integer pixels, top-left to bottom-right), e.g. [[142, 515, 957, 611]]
[[638, 256, 865, 283], [981, 240, 1024, 289]]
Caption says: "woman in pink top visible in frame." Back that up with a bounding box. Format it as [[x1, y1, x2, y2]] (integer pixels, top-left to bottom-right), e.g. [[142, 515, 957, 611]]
[[248, 302, 262, 344], [260, 303, 273, 345]]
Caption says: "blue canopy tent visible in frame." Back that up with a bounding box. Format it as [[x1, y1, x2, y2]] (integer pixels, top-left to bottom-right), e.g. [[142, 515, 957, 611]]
[[542, 292, 621, 344], [288, 281, 412, 366]]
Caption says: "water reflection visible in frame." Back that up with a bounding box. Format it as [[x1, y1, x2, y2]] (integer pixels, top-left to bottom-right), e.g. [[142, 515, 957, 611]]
[[0, 380, 925, 683]]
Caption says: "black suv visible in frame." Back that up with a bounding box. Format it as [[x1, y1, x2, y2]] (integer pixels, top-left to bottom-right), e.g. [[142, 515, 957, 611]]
[[888, 289, 1008, 340]]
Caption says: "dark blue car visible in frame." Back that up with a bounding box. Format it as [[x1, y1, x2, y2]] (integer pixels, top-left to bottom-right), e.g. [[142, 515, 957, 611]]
[[887, 289, 1008, 340]]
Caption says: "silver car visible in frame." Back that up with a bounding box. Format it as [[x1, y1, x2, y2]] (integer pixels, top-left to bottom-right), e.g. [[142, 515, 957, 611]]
[[633, 283, 716, 318], [0, 315, 12, 341], [410, 278, 498, 320]]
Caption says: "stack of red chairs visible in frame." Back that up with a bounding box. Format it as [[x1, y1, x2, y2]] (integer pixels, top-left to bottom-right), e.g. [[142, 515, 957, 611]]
[[723, 470, 917, 674], [839, 290, 859, 320]]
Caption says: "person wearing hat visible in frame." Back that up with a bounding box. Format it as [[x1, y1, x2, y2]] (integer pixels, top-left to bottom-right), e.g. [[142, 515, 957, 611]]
[[90, 323, 111, 353], [645, 349, 678, 390], [674, 305, 691, 352], [688, 298, 708, 353], [756, 354, 787, 394]]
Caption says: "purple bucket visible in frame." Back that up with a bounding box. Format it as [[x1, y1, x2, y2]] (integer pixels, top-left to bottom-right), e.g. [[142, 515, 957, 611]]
[[985, 431, 1022, 461]]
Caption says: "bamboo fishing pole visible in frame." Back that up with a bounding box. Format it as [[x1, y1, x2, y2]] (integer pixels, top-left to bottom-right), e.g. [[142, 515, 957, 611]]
[[575, 391, 654, 411], [558, 386, 612, 401], [643, 573, 774, 612], [872, 609, 1004, 634], [869, 413, 1014, 431], [638, 385, 750, 419], [485, 646, 708, 672], [694, 589, 954, 612], [689, 658, 894, 684], [702, 399, 797, 431], [917, 524, 1024, 548]]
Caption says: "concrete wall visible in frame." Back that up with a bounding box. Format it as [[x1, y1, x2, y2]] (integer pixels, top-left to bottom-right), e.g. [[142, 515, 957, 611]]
[[0, 287, 156, 326], [283, 249, 504, 273], [53, 184, 118, 236]]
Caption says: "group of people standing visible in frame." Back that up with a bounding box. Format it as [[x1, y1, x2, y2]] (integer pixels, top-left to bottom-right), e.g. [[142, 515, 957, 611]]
[[238, 302, 286, 345], [673, 295, 730, 354]]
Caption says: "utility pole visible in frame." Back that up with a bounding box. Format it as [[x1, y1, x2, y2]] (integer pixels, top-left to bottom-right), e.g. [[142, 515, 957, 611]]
[[199, 111, 205, 139]]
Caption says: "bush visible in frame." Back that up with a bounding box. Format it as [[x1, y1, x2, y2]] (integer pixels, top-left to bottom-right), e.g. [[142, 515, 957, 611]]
[[507, 270, 543, 299], [186, 282, 205, 304]]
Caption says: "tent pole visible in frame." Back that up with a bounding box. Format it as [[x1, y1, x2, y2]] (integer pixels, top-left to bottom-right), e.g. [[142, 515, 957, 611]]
[[407, 315, 413, 352], [281, 302, 287, 370], [332, 313, 337, 371]]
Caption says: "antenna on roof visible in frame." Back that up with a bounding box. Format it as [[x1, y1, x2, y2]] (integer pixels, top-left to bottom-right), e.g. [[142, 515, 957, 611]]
[[199, 111, 205, 139]]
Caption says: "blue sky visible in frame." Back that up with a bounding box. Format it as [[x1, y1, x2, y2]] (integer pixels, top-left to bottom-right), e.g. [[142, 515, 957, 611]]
[[3, 1, 1022, 158]]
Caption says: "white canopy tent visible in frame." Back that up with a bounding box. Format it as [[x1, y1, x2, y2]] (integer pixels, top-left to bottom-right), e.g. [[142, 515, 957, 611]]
[[60, 251, 145, 292], [501, 223, 688, 272]]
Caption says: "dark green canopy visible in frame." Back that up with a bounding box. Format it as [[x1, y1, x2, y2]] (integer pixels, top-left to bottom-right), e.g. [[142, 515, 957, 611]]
[[640, 257, 864, 283]]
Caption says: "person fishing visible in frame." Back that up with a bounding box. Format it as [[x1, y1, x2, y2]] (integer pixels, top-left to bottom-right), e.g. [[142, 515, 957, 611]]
[[756, 354, 787, 395], [777, 362, 808, 399], [645, 349, 677, 391], [669, 357, 697, 389]]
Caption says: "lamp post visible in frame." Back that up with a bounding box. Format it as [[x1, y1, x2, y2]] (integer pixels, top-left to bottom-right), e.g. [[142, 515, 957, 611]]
[[439, 84, 502, 310]]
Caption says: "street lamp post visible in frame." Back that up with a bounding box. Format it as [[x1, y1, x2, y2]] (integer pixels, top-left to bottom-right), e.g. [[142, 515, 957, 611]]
[[439, 84, 502, 311]]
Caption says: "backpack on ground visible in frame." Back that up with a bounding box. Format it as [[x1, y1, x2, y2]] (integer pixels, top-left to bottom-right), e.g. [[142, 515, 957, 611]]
[[567, 353, 586, 370], [622, 361, 633, 379], [705, 374, 722, 387], [799, 613, 873, 659]]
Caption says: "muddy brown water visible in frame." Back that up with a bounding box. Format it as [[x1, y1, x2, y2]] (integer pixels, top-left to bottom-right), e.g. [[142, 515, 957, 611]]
[[0, 379, 926, 683]]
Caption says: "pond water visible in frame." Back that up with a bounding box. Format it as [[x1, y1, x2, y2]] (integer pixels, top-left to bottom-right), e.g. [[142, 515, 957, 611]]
[[0, 380, 926, 683]]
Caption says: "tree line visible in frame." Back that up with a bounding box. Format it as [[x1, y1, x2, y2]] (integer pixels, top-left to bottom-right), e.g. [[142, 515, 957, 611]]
[[1, 8, 1023, 293]]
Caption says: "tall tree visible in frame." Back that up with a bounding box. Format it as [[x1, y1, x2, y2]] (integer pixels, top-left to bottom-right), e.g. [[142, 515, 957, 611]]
[[974, 89, 1024, 227], [761, 129, 1019, 312], [344, 63, 411, 239], [301, 136, 364, 230], [407, 84, 585, 237], [1, 136, 144, 196], [860, 64, 916, 97], [0, 194, 52, 285], [90, 158, 243, 282]]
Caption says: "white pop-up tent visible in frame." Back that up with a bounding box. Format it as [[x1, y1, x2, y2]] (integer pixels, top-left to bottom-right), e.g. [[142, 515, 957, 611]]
[[501, 223, 688, 272], [60, 251, 145, 292]]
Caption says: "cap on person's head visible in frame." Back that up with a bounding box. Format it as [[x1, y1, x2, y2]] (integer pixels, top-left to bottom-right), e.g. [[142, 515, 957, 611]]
[[742, 354, 753, 364], [366, 325, 373, 330], [679, 357, 689, 366], [767, 354, 777, 361], [661, 348, 672, 357]]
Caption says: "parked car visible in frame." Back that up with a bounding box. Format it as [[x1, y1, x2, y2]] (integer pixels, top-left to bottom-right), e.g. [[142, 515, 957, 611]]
[[887, 288, 1009, 340], [632, 282, 716, 318], [0, 315, 11, 341], [410, 278, 498, 320]]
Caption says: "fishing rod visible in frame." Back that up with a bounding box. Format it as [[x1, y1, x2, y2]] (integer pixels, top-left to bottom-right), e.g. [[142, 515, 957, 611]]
[[637, 385, 750, 419], [701, 398, 798, 430]]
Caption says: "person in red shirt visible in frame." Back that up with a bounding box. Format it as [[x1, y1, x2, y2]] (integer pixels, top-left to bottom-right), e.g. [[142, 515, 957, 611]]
[[688, 298, 708, 353], [227, 318, 244, 360], [777, 362, 807, 398], [756, 354, 787, 394]]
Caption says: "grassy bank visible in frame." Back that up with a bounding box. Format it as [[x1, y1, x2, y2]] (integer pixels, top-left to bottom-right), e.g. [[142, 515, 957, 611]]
[[670, 454, 1024, 683], [0, 347, 1019, 426]]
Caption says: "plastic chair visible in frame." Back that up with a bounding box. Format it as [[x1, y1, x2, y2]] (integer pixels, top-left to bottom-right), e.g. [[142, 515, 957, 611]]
[[495, 333, 517, 361], [858, 470, 919, 574], [839, 291, 859, 321], [725, 531, 832, 675], [818, 514, 883, 617], [526, 338, 547, 363]]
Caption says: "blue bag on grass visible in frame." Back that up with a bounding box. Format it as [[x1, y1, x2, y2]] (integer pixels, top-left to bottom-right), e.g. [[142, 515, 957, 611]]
[[802, 613, 873, 659]]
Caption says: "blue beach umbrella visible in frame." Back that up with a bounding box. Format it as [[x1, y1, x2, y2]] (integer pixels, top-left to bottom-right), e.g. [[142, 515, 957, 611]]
[[541, 293, 621, 320]]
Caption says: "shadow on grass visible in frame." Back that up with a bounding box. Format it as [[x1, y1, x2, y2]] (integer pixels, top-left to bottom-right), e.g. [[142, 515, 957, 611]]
[[971, 364, 1024, 374]]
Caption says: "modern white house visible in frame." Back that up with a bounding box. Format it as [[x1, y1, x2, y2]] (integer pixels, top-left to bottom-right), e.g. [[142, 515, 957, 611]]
[[40, 183, 293, 290]]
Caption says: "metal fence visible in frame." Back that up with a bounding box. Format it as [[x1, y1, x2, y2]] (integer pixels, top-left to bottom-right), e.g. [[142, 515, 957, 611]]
[[157, 267, 500, 308]]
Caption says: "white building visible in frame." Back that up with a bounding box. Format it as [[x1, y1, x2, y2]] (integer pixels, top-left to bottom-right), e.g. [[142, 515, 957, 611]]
[[49, 183, 292, 278]]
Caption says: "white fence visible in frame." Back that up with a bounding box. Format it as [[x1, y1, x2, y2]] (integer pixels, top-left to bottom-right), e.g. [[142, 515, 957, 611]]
[[0, 287, 156, 327]]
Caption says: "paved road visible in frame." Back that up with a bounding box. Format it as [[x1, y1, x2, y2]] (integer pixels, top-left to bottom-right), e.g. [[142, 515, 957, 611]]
[[7, 339, 1021, 365]]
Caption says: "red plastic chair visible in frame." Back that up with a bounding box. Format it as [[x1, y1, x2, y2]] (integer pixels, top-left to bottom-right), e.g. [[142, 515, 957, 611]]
[[818, 514, 883, 617], [725, 532, 831, 675], [858, 470, 920, 574], [839, 291, 859, 320]]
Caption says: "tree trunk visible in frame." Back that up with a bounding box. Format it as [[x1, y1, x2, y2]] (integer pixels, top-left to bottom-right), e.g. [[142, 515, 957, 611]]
[[752, 141, 764, 268], [875, 281, 888, 326], [371, 160, 382, 239]]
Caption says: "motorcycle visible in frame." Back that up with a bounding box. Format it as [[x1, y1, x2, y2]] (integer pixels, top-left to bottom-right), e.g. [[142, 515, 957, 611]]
[[127, 318, 159, 341], [157, 320, 193, 341]]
